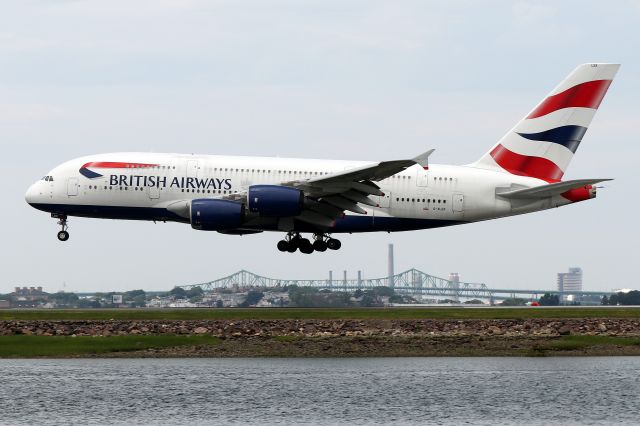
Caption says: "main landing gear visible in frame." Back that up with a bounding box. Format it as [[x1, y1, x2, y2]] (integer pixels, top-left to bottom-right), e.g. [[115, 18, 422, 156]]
[[277, 233, 341, 254], [54, 214, 69, 242]]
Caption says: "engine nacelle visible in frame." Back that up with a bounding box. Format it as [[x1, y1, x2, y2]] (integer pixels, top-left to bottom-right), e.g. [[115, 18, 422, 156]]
[[190, 199, 244, 231], [248, 185, 304, 217]]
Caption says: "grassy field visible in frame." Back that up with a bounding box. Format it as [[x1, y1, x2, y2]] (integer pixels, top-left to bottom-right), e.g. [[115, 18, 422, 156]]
[[0, 335, 220, 357], [0, 307, 639, 321], [529, 335, 640, 356]]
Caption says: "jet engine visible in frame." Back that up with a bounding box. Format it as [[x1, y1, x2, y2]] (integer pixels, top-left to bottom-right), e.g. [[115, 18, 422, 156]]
[[190, 199, 244, 231], [248, 185, 304, 217]]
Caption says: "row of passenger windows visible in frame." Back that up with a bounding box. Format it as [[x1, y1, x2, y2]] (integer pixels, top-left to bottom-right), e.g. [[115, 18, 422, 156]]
[[397, 197, 446, 204], [86, 185, 233, 195], [124, 165, 175, 170]]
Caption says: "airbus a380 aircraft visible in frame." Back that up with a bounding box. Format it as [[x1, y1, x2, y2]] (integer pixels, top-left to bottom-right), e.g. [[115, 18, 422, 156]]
[[26, 63, 618, 254]]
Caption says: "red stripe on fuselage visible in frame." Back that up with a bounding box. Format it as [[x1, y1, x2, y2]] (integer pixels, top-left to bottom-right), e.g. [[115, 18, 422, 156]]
[[81, 162, 158, 169], [490, 144, 564, 182], [527, 79, 612, 119]]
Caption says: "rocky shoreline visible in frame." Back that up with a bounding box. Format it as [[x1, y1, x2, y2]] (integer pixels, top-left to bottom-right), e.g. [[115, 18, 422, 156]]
[[3, 318, 640, 357], [2, 318, 639, 338]]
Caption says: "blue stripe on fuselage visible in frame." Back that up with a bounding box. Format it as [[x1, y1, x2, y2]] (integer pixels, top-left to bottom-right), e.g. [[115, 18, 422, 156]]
[[27, 203, 465, 233]]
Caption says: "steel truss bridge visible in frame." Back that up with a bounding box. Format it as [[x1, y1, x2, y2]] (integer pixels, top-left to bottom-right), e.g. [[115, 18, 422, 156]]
[[180, 269, 609, 301]]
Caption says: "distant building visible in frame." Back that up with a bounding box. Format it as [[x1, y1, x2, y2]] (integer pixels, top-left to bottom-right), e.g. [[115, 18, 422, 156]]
[[557, 267, 583, 302], [448, 273, 460, 302], [12, 286, 48, 302]]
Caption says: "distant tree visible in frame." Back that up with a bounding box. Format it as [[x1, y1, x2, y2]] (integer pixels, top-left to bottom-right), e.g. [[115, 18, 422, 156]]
[[359, 293, 379, 307], [539, 293, 560, 306], [239, 291, 264, 307], [601, 295, 609, 305], [169, 287, 187, 299], [50, 292, 79, 307], [371, 286, 395, 297], [186, 286, 204, 299], [609, 291, 640, 305], [500, 298, 527, 306]]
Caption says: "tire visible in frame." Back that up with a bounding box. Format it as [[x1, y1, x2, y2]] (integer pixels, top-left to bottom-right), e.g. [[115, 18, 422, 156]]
[[313, 240, 327, 252], [277, 240, 289, 252], [57, 231, 69, 242], [298, 238, 314, 254], [327, 238, 341, 250]]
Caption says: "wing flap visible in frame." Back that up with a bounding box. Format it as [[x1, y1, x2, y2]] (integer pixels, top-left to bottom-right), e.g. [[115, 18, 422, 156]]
[[321, 195, 367, 214]]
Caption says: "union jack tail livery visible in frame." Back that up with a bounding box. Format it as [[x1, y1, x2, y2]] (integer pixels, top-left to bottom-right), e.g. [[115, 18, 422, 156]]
[[474, 63, 619, 182]]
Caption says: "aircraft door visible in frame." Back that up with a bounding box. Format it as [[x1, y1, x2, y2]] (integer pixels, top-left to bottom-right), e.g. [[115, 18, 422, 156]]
[[452, 193, 464, 212], [375, 193, 391, 208], [148, 186, 160, 200], [187, 160, 198, 178], [67, 178, 78, 196], [416, 168, 429, 187]]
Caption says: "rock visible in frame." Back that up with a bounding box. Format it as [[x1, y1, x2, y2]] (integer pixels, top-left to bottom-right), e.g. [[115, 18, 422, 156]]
[[194, 327, 209, 334], [488, 326, 504, 335], [598, 323, 607, 332], [558, 325, 571, 335]]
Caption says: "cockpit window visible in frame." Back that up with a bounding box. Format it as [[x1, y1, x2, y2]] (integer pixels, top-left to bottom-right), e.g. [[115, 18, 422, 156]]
[[42, 175, 54, 182]]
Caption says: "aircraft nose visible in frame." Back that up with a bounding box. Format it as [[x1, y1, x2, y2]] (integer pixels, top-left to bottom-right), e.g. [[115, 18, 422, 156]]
[[25, 183, 39, 205]]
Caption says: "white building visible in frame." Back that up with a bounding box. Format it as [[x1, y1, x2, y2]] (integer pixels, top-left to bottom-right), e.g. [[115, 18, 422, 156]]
[[557, 267, 583, 302]]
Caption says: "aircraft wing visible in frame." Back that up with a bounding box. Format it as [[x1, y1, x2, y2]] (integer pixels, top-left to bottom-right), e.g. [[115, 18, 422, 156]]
[[284, 150, 434, 228]]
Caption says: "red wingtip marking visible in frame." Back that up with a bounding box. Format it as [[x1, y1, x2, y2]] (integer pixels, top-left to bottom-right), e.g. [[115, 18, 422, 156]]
[[561, 185, 593, 202]]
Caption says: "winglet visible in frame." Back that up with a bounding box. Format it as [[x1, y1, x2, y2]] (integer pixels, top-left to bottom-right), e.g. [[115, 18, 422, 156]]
[[413, 149, 435, 169]]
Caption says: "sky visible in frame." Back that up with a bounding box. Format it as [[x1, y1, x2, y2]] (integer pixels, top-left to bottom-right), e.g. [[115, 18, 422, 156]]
[[1, 0, 639, 293]]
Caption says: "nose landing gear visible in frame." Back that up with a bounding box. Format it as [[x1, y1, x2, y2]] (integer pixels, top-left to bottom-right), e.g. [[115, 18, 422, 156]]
[[54, 214, 69, 242], [276, 233, 341, 254]]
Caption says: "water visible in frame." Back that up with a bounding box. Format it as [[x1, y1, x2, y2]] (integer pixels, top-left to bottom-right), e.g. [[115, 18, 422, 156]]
[[0, 357, 638, 425]]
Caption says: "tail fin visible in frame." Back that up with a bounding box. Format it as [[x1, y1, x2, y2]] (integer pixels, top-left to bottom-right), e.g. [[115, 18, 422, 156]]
[[473, 63, 620, 181]]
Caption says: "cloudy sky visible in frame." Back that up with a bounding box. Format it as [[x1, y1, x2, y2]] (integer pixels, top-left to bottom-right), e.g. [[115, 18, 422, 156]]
[[2, 0, 638, 293]]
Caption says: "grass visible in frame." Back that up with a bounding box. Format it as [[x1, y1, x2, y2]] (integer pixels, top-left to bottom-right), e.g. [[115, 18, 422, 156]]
[[543, 335, 640, 351], [272, 335, 301, 342], [0, 335, 220, 357], [0, 307, 639, 321]]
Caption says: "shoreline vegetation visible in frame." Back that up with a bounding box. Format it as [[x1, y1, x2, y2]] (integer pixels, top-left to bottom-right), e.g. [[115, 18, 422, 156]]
[[1, 308, 639, 358]]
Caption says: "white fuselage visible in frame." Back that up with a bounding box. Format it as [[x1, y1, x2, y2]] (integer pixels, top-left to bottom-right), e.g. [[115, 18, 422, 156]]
[[25, 152, 581, 235]]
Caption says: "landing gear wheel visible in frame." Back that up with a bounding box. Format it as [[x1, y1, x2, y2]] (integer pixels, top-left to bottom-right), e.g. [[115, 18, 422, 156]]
[[313, 240, 327, 252], [327, 238, 341, 250], [54, 214, 69, 242], [277, 240, 289, 252], [287, 236, 299, 252], [298, 238, 314, 254]]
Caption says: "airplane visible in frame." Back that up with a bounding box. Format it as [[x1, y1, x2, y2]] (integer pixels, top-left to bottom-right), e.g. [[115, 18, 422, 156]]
[[25, 63, 618, 254]]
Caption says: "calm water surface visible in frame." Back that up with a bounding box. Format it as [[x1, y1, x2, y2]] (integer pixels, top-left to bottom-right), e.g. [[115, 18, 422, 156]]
[[0, 357, 638, 425]]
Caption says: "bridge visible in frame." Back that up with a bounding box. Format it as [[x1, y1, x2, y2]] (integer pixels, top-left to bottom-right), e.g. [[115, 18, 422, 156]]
[[179, 269, 610, 301]]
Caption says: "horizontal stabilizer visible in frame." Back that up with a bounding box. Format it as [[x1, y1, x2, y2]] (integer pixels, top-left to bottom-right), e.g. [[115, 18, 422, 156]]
[[497, 178, 612, 199]]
